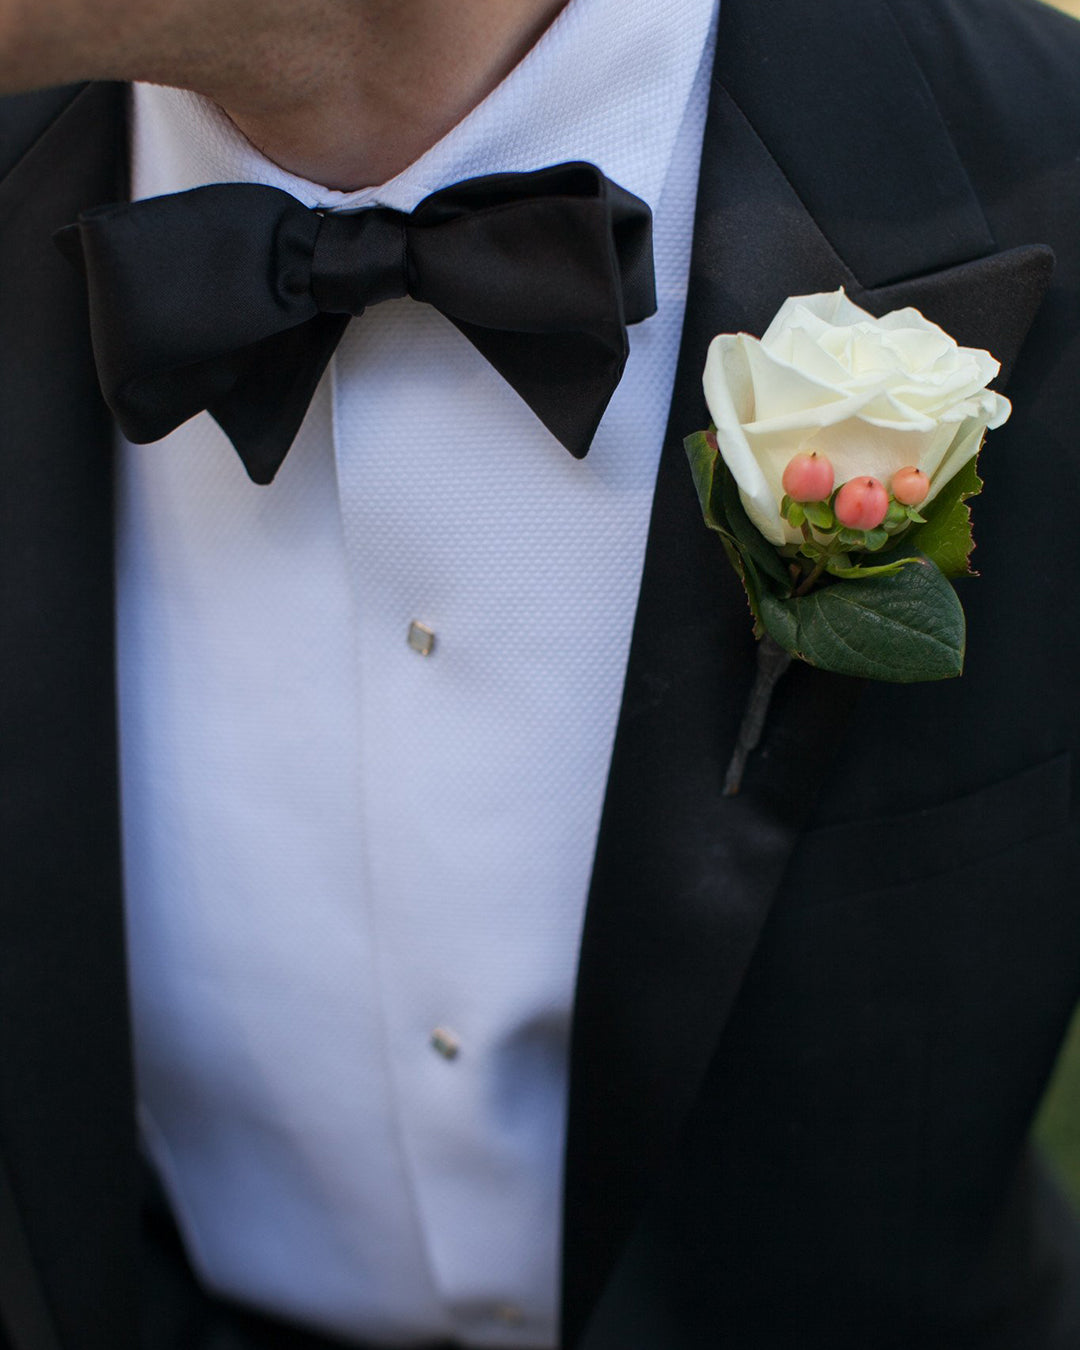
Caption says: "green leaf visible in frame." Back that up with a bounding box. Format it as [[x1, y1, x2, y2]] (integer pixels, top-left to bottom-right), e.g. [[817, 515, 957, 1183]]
[[684, 431, 791, 622], [863, 527, 890, 551], [803, 500, 835, 532], [685, 430, 725, 533], [787, 501, 806, 529], [717, 458, 793, 590], [825, 556, 924, 581], [907, 456, 983, 579], [685, 429, 970, 683], [757, 557, 965, 681]]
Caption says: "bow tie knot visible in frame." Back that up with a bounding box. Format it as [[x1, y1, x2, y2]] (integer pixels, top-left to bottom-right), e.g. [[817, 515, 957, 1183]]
[[58, 163, 657, 484], [309, 209, 410, 312]]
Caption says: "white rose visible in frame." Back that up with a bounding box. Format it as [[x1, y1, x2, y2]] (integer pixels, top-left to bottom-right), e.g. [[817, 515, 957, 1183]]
[[702, 289, 1012, 545]]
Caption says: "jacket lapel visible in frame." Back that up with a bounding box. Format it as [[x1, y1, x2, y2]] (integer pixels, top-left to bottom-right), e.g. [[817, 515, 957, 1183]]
[[0, 82, 139, 1350], [561, 3, 1052, 1344]]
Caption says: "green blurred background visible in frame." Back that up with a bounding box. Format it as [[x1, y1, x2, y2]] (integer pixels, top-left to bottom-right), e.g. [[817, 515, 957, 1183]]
[[1037, 1009, 1080, 1209]]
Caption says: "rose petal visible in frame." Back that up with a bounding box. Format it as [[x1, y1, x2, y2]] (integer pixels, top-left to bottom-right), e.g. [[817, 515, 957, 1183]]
[[923, 418, 990, 508], [761, 289, 870, 344], [745, 421, 946, 507], [703, 335, 787, 544], [742, 337, 850, 419]]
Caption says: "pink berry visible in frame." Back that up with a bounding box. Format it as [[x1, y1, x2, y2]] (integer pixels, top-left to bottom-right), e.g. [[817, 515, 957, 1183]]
[[781, 451, 835, 503], [834, 477, 889, 530], [891, 465, 930, 506]]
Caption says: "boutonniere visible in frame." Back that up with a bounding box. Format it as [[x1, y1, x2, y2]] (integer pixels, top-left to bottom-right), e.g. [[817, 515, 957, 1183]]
[[684, 289, 1011, 793]]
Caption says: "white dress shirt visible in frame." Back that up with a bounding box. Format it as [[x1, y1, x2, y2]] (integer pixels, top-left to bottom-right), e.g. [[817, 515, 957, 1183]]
[[117, 0, 718, 1344]]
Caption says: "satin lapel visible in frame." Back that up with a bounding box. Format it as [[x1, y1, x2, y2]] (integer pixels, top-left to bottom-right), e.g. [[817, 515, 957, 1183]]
[[560, 4, 1051, 1344], [716, 0, 996, 284], [0, 84, 139, 1350]]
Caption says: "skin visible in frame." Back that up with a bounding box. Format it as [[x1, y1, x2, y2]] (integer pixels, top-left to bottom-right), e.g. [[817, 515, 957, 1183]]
[[0, 0, 568, 187]]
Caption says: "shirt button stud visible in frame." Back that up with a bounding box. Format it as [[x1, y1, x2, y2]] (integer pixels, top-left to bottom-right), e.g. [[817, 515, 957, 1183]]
[[430, 1026, 460, 1060], [407, 621, 436, 656], [493, 1304, 525, 1327]]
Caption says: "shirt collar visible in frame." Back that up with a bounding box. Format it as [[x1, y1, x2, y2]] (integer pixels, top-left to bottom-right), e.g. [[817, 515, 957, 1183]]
[[130, 0, 717, 216]]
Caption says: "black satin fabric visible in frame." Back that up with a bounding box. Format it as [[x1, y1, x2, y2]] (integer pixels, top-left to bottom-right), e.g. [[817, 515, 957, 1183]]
[[55, 162, 656, 484]]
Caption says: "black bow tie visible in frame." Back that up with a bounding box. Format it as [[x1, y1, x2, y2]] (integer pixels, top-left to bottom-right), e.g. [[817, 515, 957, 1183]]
[[56, 162, 656, 484]]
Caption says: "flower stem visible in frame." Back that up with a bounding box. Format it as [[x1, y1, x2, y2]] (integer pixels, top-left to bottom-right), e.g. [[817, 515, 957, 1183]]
[[794, 557, 827, 597], [722, 636, 792, 796]]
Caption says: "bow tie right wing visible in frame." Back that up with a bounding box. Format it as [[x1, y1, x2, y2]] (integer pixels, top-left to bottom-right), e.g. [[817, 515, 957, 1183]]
[[405, 164, 657, 457]]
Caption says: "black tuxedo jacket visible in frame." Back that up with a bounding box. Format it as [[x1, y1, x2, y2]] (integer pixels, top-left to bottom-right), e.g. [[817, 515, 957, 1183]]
[[2, 0, 1080, 1347]]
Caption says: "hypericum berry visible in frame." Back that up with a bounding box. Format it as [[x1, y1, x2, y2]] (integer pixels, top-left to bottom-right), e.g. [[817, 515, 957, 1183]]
[[834, 477, 889, 530], [781, 451, 835, 503], [891, 465, 930, 506]]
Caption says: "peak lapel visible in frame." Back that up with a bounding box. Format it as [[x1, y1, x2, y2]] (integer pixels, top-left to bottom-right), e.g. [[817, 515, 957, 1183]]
[[560, 3, 1052, 1343], [0, 83, 139, 1350], [716, 0, 995, 284]]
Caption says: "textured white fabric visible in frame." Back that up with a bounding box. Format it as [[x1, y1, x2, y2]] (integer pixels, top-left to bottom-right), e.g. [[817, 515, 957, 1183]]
[[117, 0, 718, 1344]]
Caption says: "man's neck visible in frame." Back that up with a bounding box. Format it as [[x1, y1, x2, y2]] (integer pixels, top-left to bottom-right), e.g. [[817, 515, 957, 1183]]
[[217, 0, 570, 190]]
